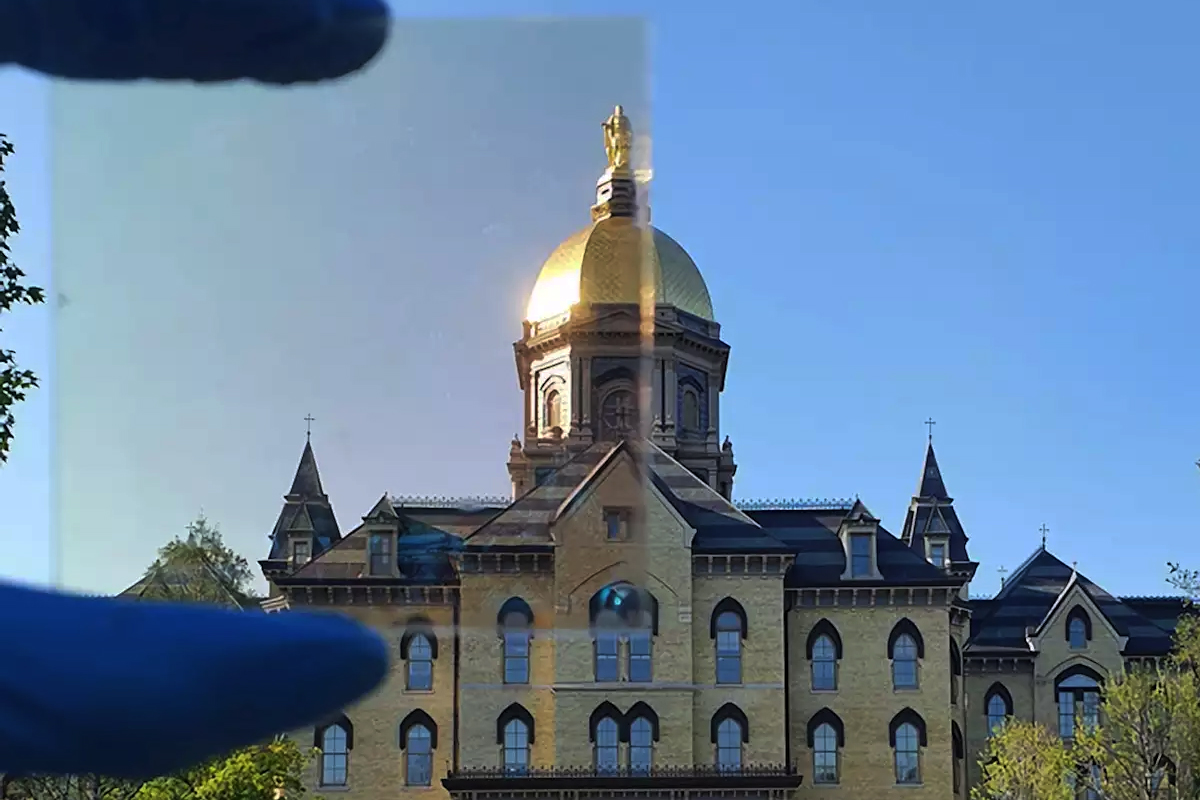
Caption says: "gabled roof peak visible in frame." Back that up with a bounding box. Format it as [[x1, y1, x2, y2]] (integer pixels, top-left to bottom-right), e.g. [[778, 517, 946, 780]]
[[915, 441, 950, 500], [287, 440, 326, 499]]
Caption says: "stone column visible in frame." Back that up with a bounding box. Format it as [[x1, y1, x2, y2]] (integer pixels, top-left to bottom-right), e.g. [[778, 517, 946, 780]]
[[580, 358, 593, 425], [708, 373, 720, 447], [664, 359, 677, 430]]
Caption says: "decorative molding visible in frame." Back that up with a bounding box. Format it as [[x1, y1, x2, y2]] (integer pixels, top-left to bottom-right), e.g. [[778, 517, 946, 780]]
[[787, 585, 959, 610], [734, 498, 856, 511], [693, 554, 793, 577], [391, 495, 509, 509], [280, 584, 457, 607]]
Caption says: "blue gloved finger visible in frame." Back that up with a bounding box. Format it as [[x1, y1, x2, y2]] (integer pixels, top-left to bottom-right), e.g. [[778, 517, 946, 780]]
[[0, 581, 389, 779], [0, 0, 389, 84]]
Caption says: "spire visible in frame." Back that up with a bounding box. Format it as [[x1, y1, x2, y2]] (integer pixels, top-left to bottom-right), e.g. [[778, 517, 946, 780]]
[[287, 440, 326, 499], [916, 441, 950, 500], [592, 104, 641, 222]]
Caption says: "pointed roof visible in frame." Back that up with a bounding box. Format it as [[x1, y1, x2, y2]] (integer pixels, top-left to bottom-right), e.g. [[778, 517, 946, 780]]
[[916, 441, 949, 500], [288, 440, 326, 498]]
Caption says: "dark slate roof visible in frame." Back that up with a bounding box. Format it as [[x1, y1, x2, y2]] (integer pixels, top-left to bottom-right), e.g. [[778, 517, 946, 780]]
[[966, 547, 1182, 656], [266, 439, 342, 561], [901, 503, 971, 563], [289, 440, 325, 497], [745, 508, 961, 588], [916, 441, 949, 499]]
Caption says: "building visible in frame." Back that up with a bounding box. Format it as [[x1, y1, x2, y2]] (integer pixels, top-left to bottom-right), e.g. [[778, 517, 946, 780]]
[[259, 106, 1188, 800]]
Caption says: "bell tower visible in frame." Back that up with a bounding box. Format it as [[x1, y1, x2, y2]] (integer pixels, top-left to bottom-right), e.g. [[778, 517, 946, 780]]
[[507, 106, 737, 499]]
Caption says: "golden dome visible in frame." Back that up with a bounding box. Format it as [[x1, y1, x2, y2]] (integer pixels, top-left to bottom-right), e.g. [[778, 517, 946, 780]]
[[525, 215, 715, 323]]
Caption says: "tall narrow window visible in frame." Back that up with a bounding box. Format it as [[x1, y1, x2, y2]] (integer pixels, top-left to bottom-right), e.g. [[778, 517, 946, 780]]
[[812, 723, 839, 784], [319, 724, 349, 787], [544, 390, 562, 431], [628, 630, 652, 683], [850, 533, 872, 577], [368, 533, 391, 576], [498, 598, 534, 685], [987, 693, 1009, 734], [894, 722, 921, 784], [404, 725, 433, 787], [1057, 670, 1101, 739], [291, 539, 310, 565], [715, 610, 743, 685], [716, 719, 742, 771], [682, 388, 700, 433], [594, 717, 620, 773], [952, 722, 965, 795], [406, 633, 433, 691], [502, 719, 529, 774], [629, 716, 654, 774], [1069, 617, 1089, 649], [929, 542, 946, 568], [595, 632, 619, 682], [811, 634, 837, 690], [892, 633, 919, 689]]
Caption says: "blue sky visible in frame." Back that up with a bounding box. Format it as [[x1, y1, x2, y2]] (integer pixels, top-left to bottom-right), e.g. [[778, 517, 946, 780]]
[[1, 3, 1197, 596]]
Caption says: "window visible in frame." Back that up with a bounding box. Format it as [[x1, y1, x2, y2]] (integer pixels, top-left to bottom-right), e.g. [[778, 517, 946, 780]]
[[985, 683, 1014, 734], [291, 539, 311, 565], [502, 718, 529, 774], [712, 704, 748, 773], [714, 608, 744, 685], [595, 632, 619, 682], [889, 710, 926, 785], [405, 725, 432, 786], [628, 630, 652, 683], [1085, 764, 1102, 800], [1057, 669, 1102, 739], [604, 508, 628, 540], [629, 716, 654, 774], [594, 716, 620, 773], [367, 533, 391, 576], [682, 388, 700, 433], [807, 620, 842, 691], [806, 710, 844, 785], [544, 389, 562, 431], [952, 722, 965, 795], [950, 638, 962, 704], [405, 633, 434, 691], [930, 542, 946, 568], [498, 597, 534, 685], [1068, 607, 1091, 650], [849, 533, 872, 577], [888, 620, 924, 690], [319, 723, 349, 787]]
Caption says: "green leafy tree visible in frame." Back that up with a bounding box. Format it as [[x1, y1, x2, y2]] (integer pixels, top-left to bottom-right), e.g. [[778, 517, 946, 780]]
[[0, 133, 46, 464], [972, 718, 1079, 800], [131, 514, 258, 607], [135, 738, 314, 800]]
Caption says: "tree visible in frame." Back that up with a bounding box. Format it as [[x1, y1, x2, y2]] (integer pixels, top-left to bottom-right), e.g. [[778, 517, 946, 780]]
[[972, 718, 1080, 800], [0, 133, 46, 464], [129, 514, 258, 607]]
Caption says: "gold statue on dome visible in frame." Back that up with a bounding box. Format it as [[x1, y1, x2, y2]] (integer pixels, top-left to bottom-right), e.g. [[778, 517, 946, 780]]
[[602, 105, 633, 171]]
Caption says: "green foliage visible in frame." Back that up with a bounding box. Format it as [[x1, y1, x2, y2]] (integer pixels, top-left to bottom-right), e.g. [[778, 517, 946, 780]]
[[135, 738, 315, 800], [972, 718, 1080, 800], [137, 514, 257, 606], [0, 133, 46, 464]]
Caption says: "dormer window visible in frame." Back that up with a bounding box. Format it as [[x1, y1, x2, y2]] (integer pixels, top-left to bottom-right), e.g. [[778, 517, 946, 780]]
[[929, 542, 946, 569], [291, 539, 311, 565], [849, 534, 872, 577], [368, 533, 392, 576]]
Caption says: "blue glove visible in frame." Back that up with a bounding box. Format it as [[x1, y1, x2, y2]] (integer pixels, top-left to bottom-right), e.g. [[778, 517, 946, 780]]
[[0, 0, 390, 83], [0, 580, 389, 778]]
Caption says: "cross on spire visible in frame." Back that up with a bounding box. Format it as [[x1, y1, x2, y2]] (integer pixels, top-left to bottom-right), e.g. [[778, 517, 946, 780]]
[[997, 564, 1008, 587], [1039, 523, 1049, 549], [304, 414, 315, 442], [924, 417, 937, 441]]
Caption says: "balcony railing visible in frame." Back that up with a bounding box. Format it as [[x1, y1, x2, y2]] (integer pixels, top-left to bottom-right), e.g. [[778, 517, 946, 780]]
[[443, 763, 804, 792]]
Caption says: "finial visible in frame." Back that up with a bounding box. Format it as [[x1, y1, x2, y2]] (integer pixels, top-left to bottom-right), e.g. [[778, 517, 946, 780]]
[[1039, 523, 1049, 549], [304, 413, 315, 442], [602, 105, 633, 172], [998, 564, 1008, 588], [924, 417, 936, 442]]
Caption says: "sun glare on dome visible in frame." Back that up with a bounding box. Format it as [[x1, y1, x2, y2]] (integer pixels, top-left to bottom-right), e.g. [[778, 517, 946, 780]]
[[525, 269, 580, 323]]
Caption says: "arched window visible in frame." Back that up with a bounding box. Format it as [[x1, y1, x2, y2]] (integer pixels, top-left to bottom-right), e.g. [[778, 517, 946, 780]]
[[806, 620, 842, 691], [1056, 667, 1102, 738], [712, 704, 748, 772], [1067, 606, 1092, 650], [590, 703, 622, 774], [984, 683, 1014, 735], [399, 710, 437, 787], [315, 717, 352, 787], [400, 621, 438, 692], [626, 703, 659, 775], [496, 704, 533, 774], [589, 583, 657, 683], [888, 619, 924, 690], [889, 709, 927, 785], [950, 638, 962, 705], [806, 709, 844, 785], [544, 389, 562, 431], [498, 597, 534, 685], [952, 722, 965, 795], [682, 388, 700, 433], [711, 597, 748, 685]]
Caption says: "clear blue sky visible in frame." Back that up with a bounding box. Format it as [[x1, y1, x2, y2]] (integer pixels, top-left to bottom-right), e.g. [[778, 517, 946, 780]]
[[1, 3, 1197, 597]]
